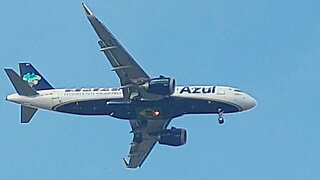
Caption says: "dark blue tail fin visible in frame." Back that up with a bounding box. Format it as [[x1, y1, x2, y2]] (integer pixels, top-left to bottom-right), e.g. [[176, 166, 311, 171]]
[[19, 63, 54, 90]]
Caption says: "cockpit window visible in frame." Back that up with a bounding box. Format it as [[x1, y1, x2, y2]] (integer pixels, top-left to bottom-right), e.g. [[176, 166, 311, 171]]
[[234, 89, 243, 93]]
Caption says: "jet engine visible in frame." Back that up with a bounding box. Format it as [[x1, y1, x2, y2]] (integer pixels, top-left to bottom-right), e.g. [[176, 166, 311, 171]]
[[157, 128, 187, 147], [142, 76, 175, 96]]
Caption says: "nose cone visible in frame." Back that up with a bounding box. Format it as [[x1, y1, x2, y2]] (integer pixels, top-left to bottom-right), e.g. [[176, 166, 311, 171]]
[[242, 94, 257, 111]]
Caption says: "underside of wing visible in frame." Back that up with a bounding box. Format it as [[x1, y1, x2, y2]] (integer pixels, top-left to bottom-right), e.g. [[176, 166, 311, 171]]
[[82, 4, 177, 101], [124, 119, 172, 168], [82, 4, 149, 92]]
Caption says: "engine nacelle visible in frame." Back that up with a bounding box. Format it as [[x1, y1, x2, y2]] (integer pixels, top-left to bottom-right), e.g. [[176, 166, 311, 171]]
[[157, 128, 187, 147], [144, 76, 175, 96]]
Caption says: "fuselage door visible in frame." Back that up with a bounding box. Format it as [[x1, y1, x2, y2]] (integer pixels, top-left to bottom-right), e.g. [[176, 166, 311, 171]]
[[51, 90, 61, 104]]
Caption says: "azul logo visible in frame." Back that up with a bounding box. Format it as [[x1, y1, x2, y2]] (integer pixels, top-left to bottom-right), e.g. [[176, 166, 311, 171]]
[[23, 73, 42, 87], [179, 86, 216, 94]]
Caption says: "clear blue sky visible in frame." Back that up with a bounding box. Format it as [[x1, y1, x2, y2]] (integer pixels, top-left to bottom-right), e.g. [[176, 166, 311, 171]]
[[1, 0, 320, 179]]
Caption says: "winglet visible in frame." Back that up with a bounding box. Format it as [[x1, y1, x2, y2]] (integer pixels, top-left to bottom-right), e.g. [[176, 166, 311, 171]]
[[122, 158, 129, 167], [82, 3, 93, 16]]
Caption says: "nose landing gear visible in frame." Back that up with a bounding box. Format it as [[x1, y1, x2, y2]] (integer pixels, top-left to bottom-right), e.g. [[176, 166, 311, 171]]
[[218, 108, 224, 124]]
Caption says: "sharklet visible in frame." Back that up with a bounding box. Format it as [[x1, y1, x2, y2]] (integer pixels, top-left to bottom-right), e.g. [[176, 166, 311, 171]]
[[122, 158, 129, 167], [82, 3, 93, 16]]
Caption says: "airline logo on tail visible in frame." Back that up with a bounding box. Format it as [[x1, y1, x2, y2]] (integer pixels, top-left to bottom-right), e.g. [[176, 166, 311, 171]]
[[23, 73, 42, 87]]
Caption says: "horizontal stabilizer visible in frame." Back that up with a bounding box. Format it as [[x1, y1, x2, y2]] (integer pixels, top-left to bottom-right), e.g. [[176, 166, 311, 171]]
[[21, 105, 37, 123], [4, 69, 38, 96]]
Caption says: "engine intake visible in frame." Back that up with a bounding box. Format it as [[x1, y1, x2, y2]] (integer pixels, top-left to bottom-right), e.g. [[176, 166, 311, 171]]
[[144, 76, 175, 96], [157, 128, 187, 147]]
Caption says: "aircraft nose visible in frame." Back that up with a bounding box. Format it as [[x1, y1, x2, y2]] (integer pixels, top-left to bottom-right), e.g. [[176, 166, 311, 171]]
[[242, 94, 257, 111]]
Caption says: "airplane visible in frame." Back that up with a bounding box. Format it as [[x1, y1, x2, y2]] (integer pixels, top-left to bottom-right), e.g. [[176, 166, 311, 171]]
[[4, 3, 257, 168]]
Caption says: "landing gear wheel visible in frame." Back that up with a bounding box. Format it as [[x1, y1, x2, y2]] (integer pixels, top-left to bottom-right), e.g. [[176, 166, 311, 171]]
[[217, 108, 224, 124], [218, 117, 224, 124]]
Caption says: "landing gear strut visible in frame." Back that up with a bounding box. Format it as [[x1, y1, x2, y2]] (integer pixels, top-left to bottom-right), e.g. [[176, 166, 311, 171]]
[[218, 108, 224, 124]]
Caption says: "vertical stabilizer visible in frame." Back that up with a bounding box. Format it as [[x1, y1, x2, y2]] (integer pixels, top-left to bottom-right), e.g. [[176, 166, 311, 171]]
[[19, 63, 54, 90], [21, 105, 37, 123]]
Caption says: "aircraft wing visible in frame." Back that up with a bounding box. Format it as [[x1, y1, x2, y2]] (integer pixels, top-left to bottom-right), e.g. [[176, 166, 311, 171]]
[[124, 119, 171, 168], [82, 4, 150, 99]]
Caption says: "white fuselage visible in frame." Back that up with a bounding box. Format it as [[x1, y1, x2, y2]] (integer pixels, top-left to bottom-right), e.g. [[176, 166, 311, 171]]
[[6, 85, 256, 116]]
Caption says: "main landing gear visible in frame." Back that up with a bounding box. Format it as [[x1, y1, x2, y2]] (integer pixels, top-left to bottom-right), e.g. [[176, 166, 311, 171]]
[[218, 108, 224, 125]]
